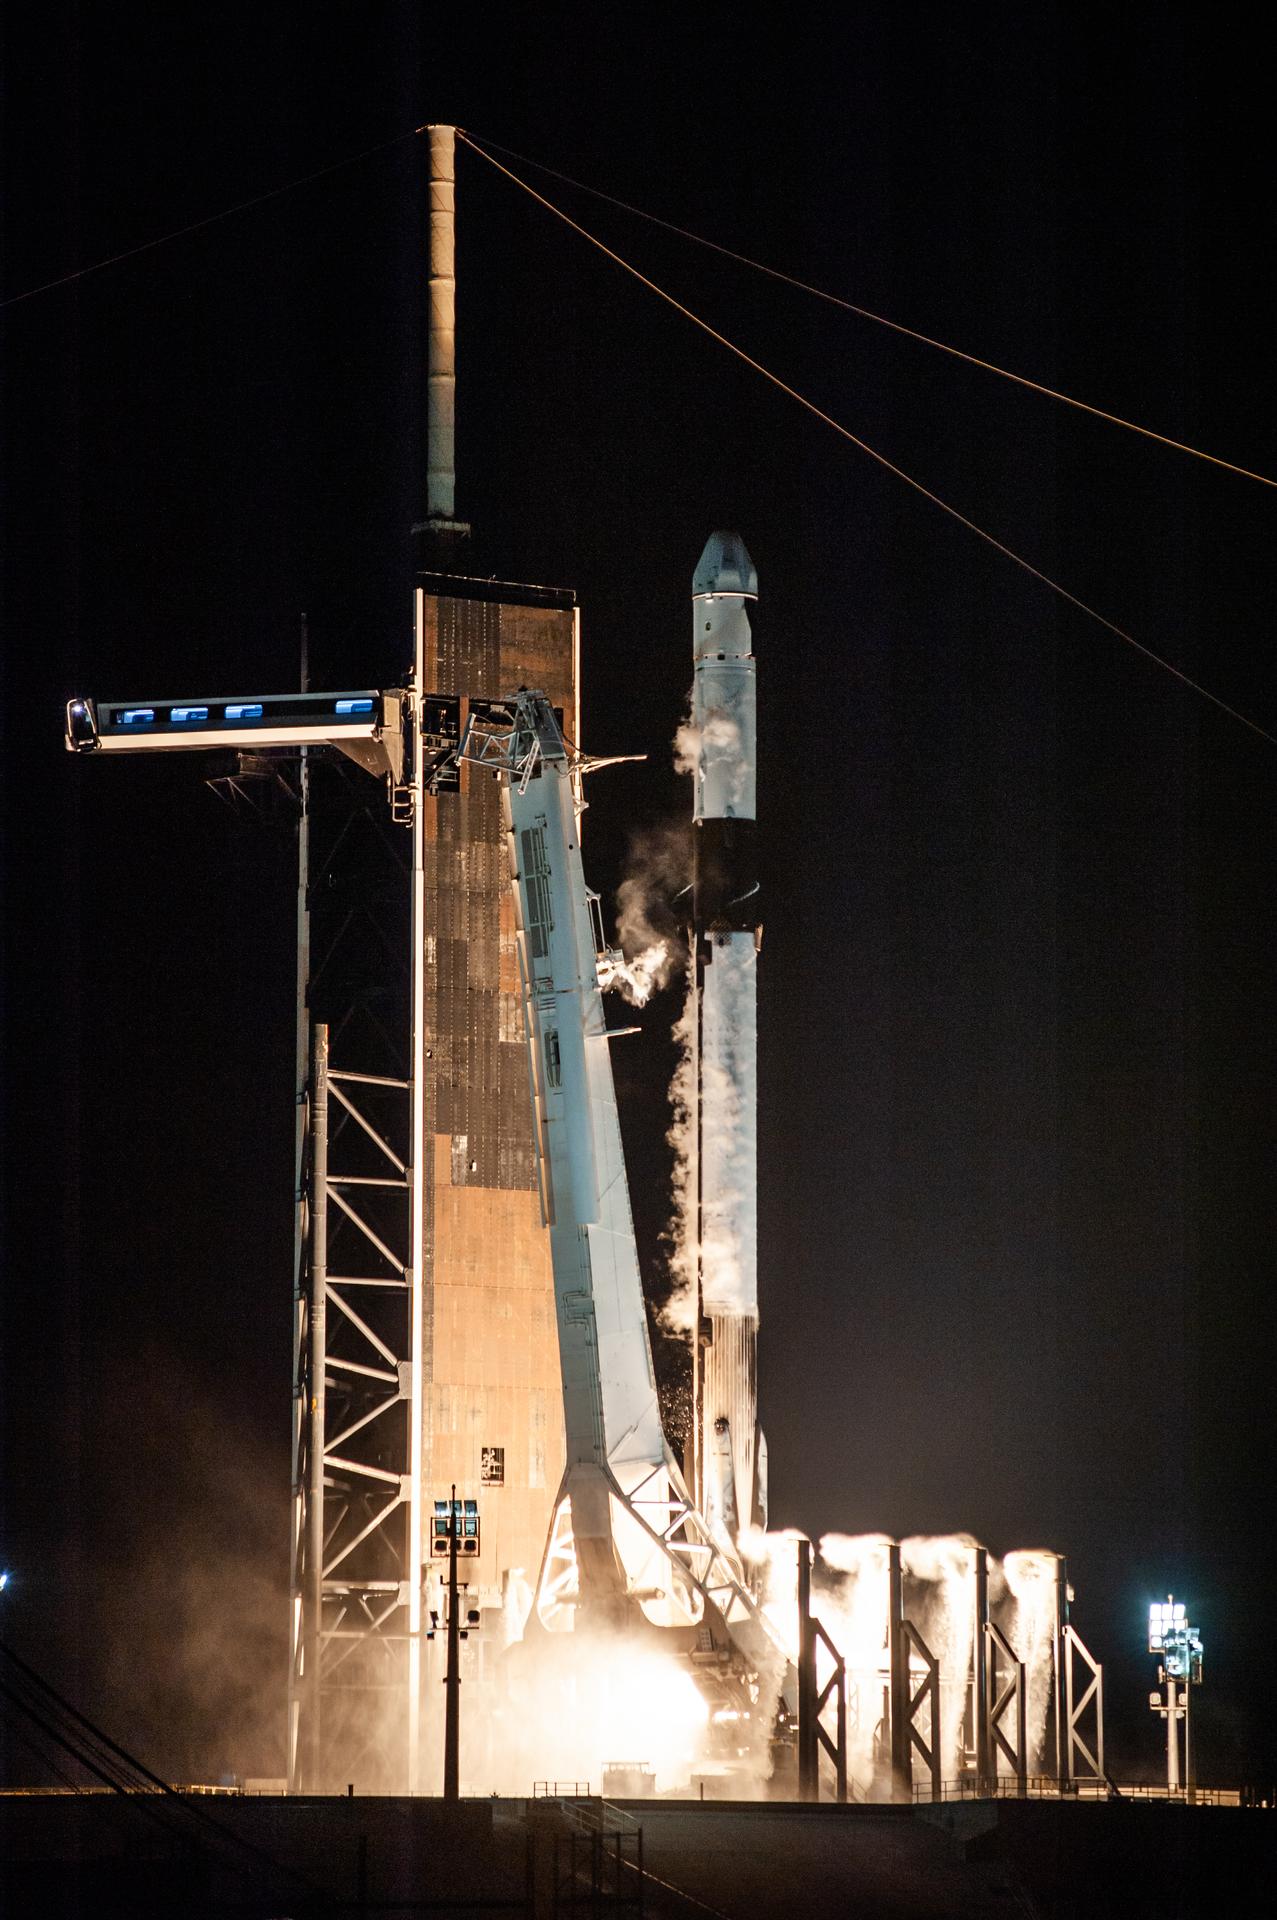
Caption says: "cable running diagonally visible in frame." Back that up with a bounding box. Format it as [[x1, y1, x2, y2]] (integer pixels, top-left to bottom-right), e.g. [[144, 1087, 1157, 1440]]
[[0, 126, 422, 310], [458, 133, 1275, 749], [0, 1636, 323, 1900], [463, 130, 1277, 494]]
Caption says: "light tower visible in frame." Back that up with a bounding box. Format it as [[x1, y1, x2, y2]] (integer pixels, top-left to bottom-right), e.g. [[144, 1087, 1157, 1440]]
[[1148, 1595, 1203, 1796]]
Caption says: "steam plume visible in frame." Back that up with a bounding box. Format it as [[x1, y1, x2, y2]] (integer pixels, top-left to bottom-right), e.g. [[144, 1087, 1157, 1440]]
[[599, 822, 688, 1007], [661, 987, 699, 1332], [1002, 1549, 1058, 1772]]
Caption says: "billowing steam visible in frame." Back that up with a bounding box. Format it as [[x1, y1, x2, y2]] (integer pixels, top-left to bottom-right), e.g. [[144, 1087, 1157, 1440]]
[[425, 1628, 712, 1797], [593, 799, 701, 1331], [697, 936, 757, 1317], [599, 823, 688, 1008], [734, 1530, 1065, 1799], [662, 987, 699, 1332], [674, 710, 751, 814], [1003, 1549, 1059, 1772], [903, 1534, 978, 1782], [599, 942, 673, 1007], [658, 952, 758, 1335]]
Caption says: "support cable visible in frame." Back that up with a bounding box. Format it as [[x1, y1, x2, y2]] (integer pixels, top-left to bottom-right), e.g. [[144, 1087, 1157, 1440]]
[[0, 1639, 323, 1903], [0, 125, 423, 309], [462, 130, 1277, 493], [459, 132, 1276, 750]]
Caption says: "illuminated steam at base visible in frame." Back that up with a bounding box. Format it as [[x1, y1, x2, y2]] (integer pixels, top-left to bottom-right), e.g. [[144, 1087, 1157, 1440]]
[[427, 1534, 1068, 1797]]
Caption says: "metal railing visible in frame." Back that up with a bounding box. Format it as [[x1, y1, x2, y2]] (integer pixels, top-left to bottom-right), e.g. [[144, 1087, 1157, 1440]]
[[913, 1775, 1249, 1807]]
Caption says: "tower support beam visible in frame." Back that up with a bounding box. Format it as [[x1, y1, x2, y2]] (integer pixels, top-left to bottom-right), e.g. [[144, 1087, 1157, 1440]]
[[306, 1023, 330, 1786], [796, 1538, 848, 1803], [889, 1541, 941, 1803], [406, 602, 428, 1792]]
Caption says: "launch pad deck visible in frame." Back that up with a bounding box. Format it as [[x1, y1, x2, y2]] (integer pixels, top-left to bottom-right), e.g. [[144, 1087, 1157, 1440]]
[[3, 1788, 1273, 1917]]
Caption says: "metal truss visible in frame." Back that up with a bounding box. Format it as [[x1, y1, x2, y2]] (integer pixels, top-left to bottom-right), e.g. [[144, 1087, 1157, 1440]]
[[888, 1543, 942, 1803], [973, 1545, 1027, 1795], [290, 1023, 414, 1791], [1045, 1555, 1107, 1793], [288, 731, 418, 1793], [980, 1623, 1027, 1794], [622, 1459, 778, 1638], [535, 1462, 789, 1674], [1061, 1623, 1105, 1787], [796, 1539, 848, 1803]]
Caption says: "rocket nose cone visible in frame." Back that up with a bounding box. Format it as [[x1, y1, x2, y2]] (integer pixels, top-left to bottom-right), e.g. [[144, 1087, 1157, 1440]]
[[693, 531, 758, 599]]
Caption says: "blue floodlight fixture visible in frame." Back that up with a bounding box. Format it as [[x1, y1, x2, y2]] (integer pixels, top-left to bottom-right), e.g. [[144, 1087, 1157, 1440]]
[[0, 1571, 9, 1590]]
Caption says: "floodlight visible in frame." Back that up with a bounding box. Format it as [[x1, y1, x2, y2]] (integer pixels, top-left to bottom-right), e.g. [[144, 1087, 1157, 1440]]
[[64, 699, 99, 750]]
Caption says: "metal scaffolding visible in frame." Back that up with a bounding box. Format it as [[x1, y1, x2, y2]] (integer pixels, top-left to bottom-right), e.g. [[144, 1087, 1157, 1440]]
[[888, 1542, 942, 1803], [974, 1547, 1027, 1796], [795, 1538, 848, 1803], [1053, 1557, 1106, 1792], [287, 694, 420, 1792]]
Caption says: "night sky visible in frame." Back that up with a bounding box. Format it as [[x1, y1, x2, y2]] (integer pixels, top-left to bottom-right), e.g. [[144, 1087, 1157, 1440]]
[[3, 7, 1275, 1787]]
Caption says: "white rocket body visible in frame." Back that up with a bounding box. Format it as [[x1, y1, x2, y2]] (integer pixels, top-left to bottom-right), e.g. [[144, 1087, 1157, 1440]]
[[690, 533, 765, 1551]]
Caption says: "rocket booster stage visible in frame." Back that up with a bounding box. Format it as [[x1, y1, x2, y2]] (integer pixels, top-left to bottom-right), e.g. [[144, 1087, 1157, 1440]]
[[689, 532, 765, 1551]]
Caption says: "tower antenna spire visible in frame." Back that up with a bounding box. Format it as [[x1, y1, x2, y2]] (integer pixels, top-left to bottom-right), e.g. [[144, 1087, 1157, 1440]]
[[418, 125, 470, 563]]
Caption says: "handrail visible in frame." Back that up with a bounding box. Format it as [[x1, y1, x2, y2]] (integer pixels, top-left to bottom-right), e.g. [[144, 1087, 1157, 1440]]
[[912, 1775, 1249, 1807]]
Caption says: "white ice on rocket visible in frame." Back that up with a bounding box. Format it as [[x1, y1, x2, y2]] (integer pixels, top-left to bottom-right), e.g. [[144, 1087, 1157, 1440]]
[[691, 534, 759, 1323]]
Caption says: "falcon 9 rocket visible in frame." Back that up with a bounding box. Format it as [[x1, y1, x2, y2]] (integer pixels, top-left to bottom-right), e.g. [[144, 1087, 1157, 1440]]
[[688, 531, 766, 1554]]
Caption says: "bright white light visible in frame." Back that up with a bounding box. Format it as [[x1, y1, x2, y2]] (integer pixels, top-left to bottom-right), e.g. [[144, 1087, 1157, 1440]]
[[488, 1640, 712, 1796], [0, 1571, 8, 1591]]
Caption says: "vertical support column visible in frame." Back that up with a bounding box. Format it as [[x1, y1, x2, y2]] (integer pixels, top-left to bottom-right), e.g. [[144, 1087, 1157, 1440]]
[[974, 1546, 992, 1793], [1013, 1654, 1028, 1798], [287, 620, 312, 1793], [1166, 1675, 1180, 1793], [1184, 1676, 1195, 1802], [444, 1485, 461, 1800], [888, 1541, 910, 1803], [287, 659, 312, 1792], [1053, 1555, 1070, 1791], [406, 594, 427, 1793], [797, 1538, 817, 1802], [305, 1022, 329, 1791]]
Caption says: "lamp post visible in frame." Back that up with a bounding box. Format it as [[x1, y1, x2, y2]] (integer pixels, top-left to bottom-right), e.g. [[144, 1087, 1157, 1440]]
[[1148, 1597, 1203, 1798], [431, 1491, 480, 1799]]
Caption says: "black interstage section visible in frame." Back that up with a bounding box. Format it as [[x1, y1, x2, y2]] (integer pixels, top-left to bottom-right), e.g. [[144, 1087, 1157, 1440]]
[[693, 816, 760, 933]]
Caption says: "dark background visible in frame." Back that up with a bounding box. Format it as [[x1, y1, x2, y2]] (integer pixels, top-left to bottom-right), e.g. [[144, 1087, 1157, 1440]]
[[2, 5, 1274, 1787]]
